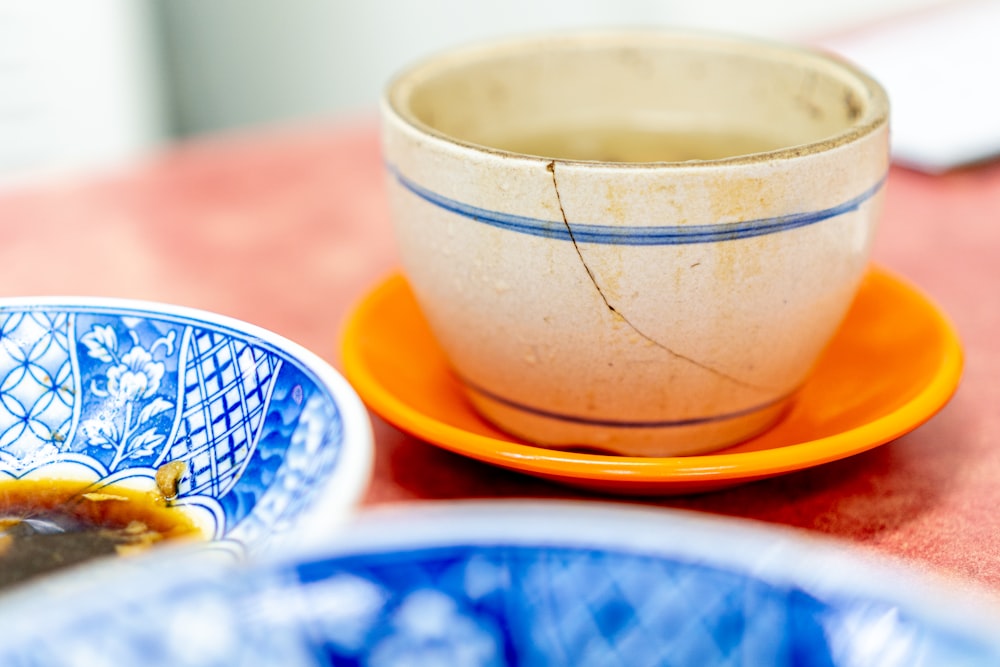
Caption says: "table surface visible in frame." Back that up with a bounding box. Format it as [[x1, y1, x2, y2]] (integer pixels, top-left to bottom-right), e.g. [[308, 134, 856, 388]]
[[3, 118, 999, 590]]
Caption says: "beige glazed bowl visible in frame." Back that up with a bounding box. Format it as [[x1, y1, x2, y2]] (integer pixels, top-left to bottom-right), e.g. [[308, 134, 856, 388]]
[[380, 31, 890, 457]]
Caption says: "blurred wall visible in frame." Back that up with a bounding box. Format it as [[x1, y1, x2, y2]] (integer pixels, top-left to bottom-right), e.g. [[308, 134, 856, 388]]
[[0, 0, 166, 185], [0, 0, 952, 186], [156, 0, 946, 138]]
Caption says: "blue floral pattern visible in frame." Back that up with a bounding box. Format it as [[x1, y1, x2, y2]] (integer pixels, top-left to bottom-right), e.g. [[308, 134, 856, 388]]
[[0, 303, 349, 552], [80, 322, 176, 471]]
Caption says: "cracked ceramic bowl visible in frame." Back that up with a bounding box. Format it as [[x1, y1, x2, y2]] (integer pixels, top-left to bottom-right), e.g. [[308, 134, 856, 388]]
[[0, 297, 372, 558], [381, 30, 890, 456]]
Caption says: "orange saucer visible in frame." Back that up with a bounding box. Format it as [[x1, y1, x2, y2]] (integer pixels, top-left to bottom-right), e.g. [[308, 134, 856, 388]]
[[340, 267, 963, 494]]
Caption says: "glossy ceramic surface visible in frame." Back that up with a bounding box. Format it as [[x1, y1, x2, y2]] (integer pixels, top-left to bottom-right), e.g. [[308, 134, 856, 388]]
[[382, 31, 890, 455], [341, 266, 962, 494], [0, 297, 372, 554], [0, 501, 997, 666]]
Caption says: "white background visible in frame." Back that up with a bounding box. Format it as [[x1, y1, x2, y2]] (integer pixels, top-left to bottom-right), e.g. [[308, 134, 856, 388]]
[[0, 0, 962, 184]]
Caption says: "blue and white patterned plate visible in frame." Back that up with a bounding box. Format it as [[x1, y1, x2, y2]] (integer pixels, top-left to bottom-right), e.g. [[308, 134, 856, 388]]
[[2, 500, 999, 666], [0, 297, 372, 555]]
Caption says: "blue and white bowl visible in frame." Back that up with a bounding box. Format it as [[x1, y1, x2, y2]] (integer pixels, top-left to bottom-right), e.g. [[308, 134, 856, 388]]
[[0, 297, 372, 555], [2, 501, 999, 666]]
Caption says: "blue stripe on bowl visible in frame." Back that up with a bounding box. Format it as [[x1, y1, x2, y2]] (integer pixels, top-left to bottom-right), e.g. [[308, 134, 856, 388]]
[[463, 376, 793, 429], [390, 165, 886, 246]]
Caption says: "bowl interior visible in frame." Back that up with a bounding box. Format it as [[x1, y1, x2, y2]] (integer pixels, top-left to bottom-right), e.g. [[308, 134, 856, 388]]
[[0, 300, 369, 554], [392, 32, 887, 162]]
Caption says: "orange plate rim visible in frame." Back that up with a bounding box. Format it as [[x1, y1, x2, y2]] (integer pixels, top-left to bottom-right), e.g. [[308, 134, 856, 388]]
[[339, 266, 963, 486]]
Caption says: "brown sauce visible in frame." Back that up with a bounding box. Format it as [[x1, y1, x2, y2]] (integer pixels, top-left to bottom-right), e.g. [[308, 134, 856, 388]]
[[0, 478, 203, 590]]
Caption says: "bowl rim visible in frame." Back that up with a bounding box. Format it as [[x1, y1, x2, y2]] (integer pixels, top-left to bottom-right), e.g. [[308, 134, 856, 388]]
[[383, 28, 890, 169]]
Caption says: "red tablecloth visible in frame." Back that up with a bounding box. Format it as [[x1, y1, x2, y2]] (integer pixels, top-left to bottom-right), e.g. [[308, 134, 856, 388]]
[[3, 118, 999, 588]]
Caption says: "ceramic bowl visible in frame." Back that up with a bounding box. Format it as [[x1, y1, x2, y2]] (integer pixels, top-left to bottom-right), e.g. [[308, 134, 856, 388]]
[[382, 31, 890, 456], [2, 501, 998, 666], [0, 297, 372, 556]]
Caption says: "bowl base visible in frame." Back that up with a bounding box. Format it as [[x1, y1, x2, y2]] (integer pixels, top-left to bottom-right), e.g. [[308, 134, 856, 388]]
[[464, 387, 793, 457]]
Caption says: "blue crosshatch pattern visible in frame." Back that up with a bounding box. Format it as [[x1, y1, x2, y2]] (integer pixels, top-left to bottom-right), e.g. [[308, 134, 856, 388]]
[[0, 541, 996, 666], [0, 304, 346, 546], [171, 328, 281, 499], [291, 546, 842, 666]]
